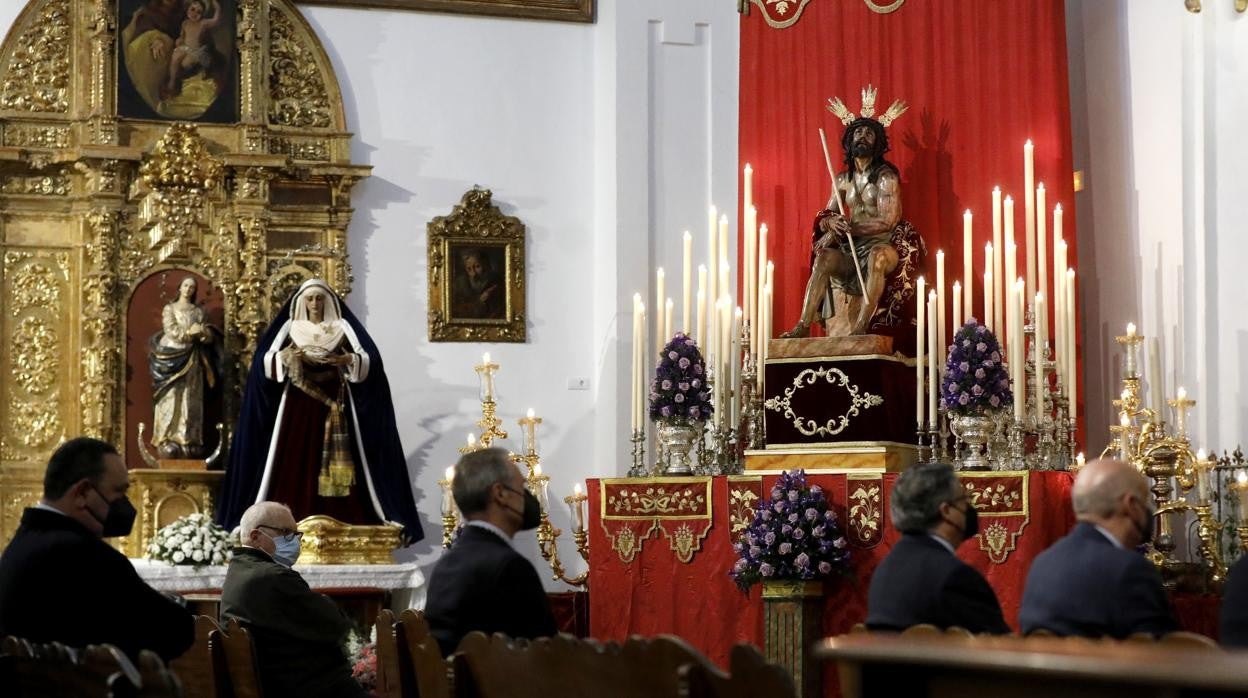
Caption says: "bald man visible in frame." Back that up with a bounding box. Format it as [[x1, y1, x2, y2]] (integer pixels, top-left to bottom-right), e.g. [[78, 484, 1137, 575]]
[[221, 502, 366, 698], [1019, 459, 1176, 638]]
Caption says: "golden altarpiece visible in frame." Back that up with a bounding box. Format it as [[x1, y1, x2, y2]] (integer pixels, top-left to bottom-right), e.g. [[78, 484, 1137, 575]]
[[0, 0, 371, 558]]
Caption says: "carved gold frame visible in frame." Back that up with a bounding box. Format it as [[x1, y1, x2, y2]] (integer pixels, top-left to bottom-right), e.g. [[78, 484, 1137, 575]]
[[0, 0, 369, 544], [427, 188, 527, 343], [296, 0, 594, 23]]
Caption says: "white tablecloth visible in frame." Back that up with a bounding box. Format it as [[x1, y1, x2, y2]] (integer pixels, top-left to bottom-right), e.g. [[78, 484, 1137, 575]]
[[130, 558, 427, 609]]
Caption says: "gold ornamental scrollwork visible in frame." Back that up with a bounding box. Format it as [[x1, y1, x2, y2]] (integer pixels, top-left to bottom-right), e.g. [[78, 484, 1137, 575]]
[[6, 258, 62, 316], [2, 123, 70, 148], [606, 484, 707, 517], [268, 5, 333, 129], [764, 366, 883, 437], [0, 0, 70, 113], [730, 486, 760, 534], [748, 0, 813, 29], [863, 0, 905, 14], [10, 316, 58, 395], [847, 476, 883, 548], [2, 174, 70, 196]]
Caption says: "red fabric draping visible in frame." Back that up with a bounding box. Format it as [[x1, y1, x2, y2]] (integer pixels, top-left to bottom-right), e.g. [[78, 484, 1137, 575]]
[[739, 1, 1084, 441], [1170, 593, 1221, 641], [588, 471, 1076, 669]]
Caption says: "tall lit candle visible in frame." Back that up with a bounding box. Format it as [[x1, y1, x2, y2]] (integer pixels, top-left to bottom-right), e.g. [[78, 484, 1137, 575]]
[[1054, 238, 1066, 389], [744, 205, 757, 330], [731, 307, 742, 425], [442, 466, 456, 514], [1006, 279, 1017, 416], [936, 250, 947, 375], [1196, 450, 1211, 505], [1024, 140, 1036, 301], [478, 353, 495, 402], [708, 206, 719, 347], [572, 483, 586, 529], [1034, 292, 1047, 425], [1013, 279, 1026, 419], [682, 231, 692, 333], [1066, 270, 1076, 412], [1175, 386, 1189, 436], [757, 223, 769, 359], [992, 187, 1004, 335], [1125, 322, 1138, 377], [719, 215, 730, 296], [952, 282, 962, 335], [696, 266, 707, 345], [523, 408, 540, 456], [637, 303, 646, 429], [983, 268, 993, 336], [1004, 196, 1017, 311], [916, 276, 927, 430], [664, 298, 673, 343], [631, 294, 641, 431], [963, 210, 973, 320], [1037, 184, 1047, 310], [1004, 240, 1017, 355], [759, 283, 772, 391], [655, 268, 666, 355], [1149, 337, 1163, 418], [743, 163, 753, 219], [927, 290, 938, 430]]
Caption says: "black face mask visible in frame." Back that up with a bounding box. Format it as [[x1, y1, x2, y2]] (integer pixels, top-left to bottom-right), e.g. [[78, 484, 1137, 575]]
[[1131, 496, 1155, 545], [90, 484, 137, 538], [503, 485, 542, 531], [961, 503, 979, 539]]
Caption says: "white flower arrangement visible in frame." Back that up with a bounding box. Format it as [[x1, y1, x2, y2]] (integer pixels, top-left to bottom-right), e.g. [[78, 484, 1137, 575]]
[[146, 512, 233, 567]]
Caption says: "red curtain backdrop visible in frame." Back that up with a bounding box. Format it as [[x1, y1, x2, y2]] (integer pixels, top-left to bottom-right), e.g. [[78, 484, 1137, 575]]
[[740, 0, 1083, 436]]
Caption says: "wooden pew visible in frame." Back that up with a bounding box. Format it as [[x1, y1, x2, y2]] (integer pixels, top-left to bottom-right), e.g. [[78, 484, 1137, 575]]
[[818, 632, 1248, 698], [0, 637, 181, 697], [209, 619, 263, 698], [168, 615, 221, 698], [450, 632, 712, 698], [397, 609, 451, 698], [679, 643, 796, 698]]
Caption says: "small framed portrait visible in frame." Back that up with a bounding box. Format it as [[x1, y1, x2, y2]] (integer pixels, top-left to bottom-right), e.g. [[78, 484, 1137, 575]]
[[295, 0, 594, 23], [117, 0, 240, 122], [428, 189, 526, 343]]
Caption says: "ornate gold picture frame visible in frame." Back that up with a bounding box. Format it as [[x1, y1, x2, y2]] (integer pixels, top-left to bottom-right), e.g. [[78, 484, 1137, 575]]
[[428, 188, 527, 343], [296, 0, 593, 23]]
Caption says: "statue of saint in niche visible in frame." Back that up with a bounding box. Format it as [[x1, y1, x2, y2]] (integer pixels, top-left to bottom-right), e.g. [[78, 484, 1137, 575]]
[[217, 279, 423, 543], [148, 275, 221, 459]]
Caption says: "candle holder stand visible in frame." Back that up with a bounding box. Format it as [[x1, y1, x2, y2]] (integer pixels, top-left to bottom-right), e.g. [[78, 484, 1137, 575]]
[[628, 428, 647, 478], [438, 472, 460, 549]]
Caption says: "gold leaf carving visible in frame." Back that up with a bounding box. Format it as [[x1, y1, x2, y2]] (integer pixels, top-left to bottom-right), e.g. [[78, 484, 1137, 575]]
[[2, 174, 70, 196], [270, 137, 329, 161], [268, 7, 332, 129], [0, 0, 71, 113], [139, 124, 223, 192], [11, 317, 58, 395], [2, 124, 70, 148], [7, 259, 62, 316], [7, 401, 62, 450]]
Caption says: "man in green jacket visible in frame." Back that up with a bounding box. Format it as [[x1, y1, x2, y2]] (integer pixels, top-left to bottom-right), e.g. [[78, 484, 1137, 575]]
[[221, 501, 366, 698]]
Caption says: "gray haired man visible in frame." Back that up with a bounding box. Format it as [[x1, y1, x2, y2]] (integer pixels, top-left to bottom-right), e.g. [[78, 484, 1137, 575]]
[[865, 463, 1009, 633]]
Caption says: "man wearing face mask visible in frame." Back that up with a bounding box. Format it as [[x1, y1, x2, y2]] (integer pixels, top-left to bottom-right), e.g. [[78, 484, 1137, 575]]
[[220, 501, 367, 698], [865, 463, 1010, 633], [0, 437, 193, 660], [424, 447, 557, 656], [1020, 458, 1177, 638]]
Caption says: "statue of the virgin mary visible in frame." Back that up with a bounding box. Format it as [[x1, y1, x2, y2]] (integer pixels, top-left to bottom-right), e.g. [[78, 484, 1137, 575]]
[[217, 279, 423, 543]]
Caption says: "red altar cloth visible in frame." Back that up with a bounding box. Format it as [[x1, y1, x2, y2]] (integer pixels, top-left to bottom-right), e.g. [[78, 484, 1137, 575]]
[[588, 471, 1075, 668]]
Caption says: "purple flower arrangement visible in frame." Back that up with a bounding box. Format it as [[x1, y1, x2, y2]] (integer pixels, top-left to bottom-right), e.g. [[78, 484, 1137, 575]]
[[649, 332, 713, 424], [940, 318, 1012, 415], [730, 470, 851, 592]]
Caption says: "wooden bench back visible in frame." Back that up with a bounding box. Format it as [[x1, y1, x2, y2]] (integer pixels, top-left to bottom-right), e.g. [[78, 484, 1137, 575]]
[[209, 619, 263, 698], [679, 643, 796, 698], [0, 637, 181, 697], [398, 609, 450, 698], [168, 615, 220, 698]]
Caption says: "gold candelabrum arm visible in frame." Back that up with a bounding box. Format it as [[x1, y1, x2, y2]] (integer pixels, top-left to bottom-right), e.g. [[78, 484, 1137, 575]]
[[520, 448, 589, 588]]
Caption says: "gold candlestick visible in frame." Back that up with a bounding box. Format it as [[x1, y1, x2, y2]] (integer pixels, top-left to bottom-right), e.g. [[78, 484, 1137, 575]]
[[1232, 471, 1248, 554], [438, 469, 459, 549], [518, 409, 542, 458], [1193, 503, 1227, 585]]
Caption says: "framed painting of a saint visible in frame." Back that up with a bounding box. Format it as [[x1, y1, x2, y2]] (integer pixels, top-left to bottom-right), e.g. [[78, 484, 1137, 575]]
[[117, 0, 240, 123], [296, 0, 594, 24], [428, 188, 527, 343]]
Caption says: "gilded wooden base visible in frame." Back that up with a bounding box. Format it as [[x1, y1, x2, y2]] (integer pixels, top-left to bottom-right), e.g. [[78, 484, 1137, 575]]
[[116, 468, 225, 559], [762, 579, 824, 698], [745, 443, 916, 473], [767, 335, 895, 359], [296, 515, 402, 565]]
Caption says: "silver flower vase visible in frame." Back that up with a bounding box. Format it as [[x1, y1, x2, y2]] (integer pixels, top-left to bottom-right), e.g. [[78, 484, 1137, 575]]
[[656, 420, 701, 475], [949, 411, 996, 471]]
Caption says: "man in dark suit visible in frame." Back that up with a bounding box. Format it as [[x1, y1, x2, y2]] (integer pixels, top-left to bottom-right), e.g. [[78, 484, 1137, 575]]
[[0, 437, 193, 660], [1020, 458, 1176, 638], [1220, 555, 1248, 646], [866, 462, 1010, 633], [425, 447, 557, 655], [221, 501, 367, 698]]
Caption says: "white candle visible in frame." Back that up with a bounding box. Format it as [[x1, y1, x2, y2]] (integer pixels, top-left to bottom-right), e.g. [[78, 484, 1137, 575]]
[[1066, 270, 1076, 412], [762, 282, 773, 375], [992, 187, 1004, 336], [1024, 140, 1036, 301], [1004, 240, 1017, 356], [572, 483, 586, 529], [916, 276, 926, 430], [631, 294, 641, 431], [952, 282, 962, 335], [963, 210, 973, 320], [927, 291, 938, 430], [442, 466, 456, 514], [467, 433, 477, 450], [743, 163, 753, 221], [637, 303, 647, 429], [1034, 292, 1047, 425], [1175, 386, 1188, 436], [479, 353, 495, 402], [719, 215, 730, 298], [1196, 449, 1211, 504], [655, 268, 666, 355], [682, 231, 692, 334], [1006, 279, 1017, 416], [695, 289, 706, 352], [1013, 279, 1026, 419], [1004, 195, 1017, 312], [983, 268, 993, 336], [664, 298, 673, 343], [708, 206, 719, 350], [1149, 337, 1163, 418], [731, 307, 742, 425], [936, 250, 947, 375], [524, 408, 540, 455], [1054, 238, 1066, 390], [1125, 322, 1138, 377], [1037, 184, 1047, 310], [757, 222, 769, 360], [744, 205, 756, 330]]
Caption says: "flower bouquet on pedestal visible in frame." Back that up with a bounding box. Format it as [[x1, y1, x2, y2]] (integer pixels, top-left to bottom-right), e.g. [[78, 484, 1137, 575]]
[[730, 470, 849, 698], [942, 318, 1012, 471], [649, 332, 712, 475], [146, 513, 232, 567]]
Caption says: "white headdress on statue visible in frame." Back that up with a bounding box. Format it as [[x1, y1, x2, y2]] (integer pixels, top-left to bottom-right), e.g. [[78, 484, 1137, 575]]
[[288, 278, 346, 355]]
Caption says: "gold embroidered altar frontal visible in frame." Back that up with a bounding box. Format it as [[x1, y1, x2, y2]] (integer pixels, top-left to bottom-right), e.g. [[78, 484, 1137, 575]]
[[598, 478, 713, 564]]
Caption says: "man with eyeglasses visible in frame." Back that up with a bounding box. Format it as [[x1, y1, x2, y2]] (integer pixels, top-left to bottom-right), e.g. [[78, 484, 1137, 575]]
[[865, 462, 1010, 634], [221, 501, 367, 698], [0, 437, 193, 660], [424, 447, 556, 656]]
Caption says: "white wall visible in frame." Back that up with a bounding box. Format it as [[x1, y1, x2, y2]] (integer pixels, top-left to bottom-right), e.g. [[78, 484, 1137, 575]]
[[1067, 0, 1248, 453], [0, 0, 739, 590]]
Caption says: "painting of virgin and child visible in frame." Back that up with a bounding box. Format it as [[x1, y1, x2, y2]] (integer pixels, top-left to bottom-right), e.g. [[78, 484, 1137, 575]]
[[118, 0, 238, 122]]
